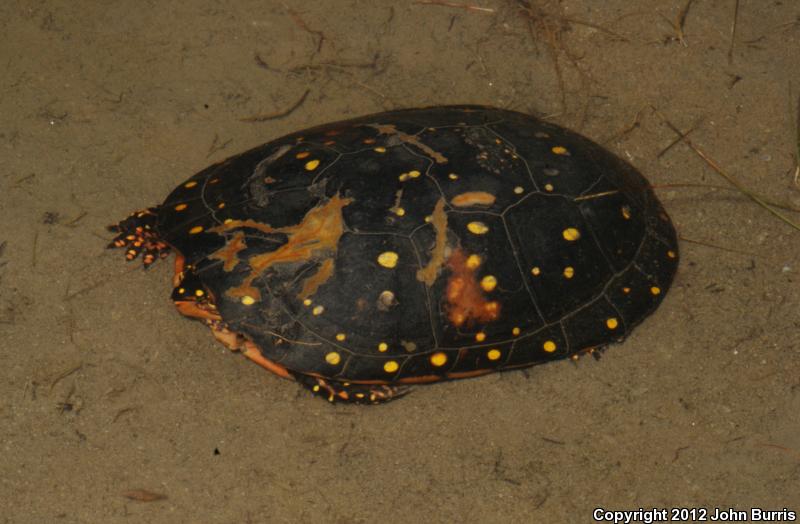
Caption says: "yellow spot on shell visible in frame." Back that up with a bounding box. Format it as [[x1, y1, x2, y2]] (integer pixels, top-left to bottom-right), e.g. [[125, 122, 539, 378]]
[[175, 203, 188, 211], [551, 146, 570, 155], [408, 170, 421, 178], [667, 250, 677, 259], [622, 287, 631, 294], [217, 202, 226, 209], [312, 305, 325, 315], [621, 206, 632, 220], [384, 360, 399, 373], [189, 225, 204, 234], [487, 348, 501, 361], [223, 218, 233, 224], [543, 340, 557, 353], [184, 181, 198, 188], [448, 173, 459, 180], [398, 173, 409, 182], [563, 228, 581, 241], [303, 298, 312, 306], [480, 275, 497, 292], [377, 251, 399, 268], [464, 255, 481, 270], [336, 333, 346, 342], [393, 207, 405, 216], [531, 266, 541, 276], [296, 151, 310, 159], [325, 352, 341, 365], [514, 186, 524, 194], [305, 159, 320, 171], [512, 327, 521, 336], [467, 221, 489, 235], [545, 183, 554, 192], [241, 295, 256, 306], [650, 286, 661, 295], [563, 266, 575, 279], [475, 332, 486, 342], [606, 318, 619, 329], [194, 289, 204, 297], [430, 352, 447, 367], [178, 288, 185, 294], [374, 147, 386, 153], [378, 342, 388, 352]]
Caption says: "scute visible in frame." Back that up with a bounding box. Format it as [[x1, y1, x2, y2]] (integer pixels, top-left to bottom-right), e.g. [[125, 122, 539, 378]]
[[154, 105, 678, 384]]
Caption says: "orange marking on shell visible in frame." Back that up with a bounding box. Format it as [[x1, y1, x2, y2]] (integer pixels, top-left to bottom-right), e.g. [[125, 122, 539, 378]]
[[416, 198, 448, 286], [370, 124, 448, 163], [445, 249, 501, 327], [211, 194, 352, 301], [210, 231, 247, 272], [451, 191, 496, 207], [298, 258, 334, 299]]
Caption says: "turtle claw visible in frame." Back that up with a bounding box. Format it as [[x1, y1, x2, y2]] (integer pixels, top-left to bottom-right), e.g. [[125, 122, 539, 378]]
[[292, 373, 411, 404], [107, 208, 171, 268]]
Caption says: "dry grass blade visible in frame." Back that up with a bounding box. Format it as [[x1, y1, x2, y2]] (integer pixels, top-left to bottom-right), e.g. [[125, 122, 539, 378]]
[[240, 90, 310, 123], [561, 16, 628, 42], [661, 0, 694, 46], [678, 236, 760, 258], [657, 119, 702, 158], [654, 109, 800, 232], [676, 0, 695, 45], [655, 183, 800, 213], [573, 190, 619, 202], [123, 490, 168, 502], [413, 0, 495, 13], [757, 442, 800, 462], [602, 106, 647, 144], [727, 0, 740, 64], [794, 88, 800, 188]]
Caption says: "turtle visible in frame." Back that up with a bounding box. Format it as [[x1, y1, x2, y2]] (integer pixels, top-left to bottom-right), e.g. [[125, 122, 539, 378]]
[[108, 105, 678, 404]]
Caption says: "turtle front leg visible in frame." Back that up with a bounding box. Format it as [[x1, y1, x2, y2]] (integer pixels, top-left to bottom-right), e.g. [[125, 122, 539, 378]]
[[107, 208, 171, 268], [291, 373, 411, 404]]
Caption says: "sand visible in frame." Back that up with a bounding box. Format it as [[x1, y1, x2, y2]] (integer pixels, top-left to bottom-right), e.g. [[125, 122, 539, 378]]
[[1, 1, 798, 522]]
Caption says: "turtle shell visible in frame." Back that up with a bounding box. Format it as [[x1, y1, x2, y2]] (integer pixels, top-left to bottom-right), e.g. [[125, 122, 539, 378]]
[[155, 106, 678, 384]]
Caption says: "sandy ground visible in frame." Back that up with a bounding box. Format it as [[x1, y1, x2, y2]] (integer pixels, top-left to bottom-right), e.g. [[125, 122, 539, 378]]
[[2, 1, 799, 522]]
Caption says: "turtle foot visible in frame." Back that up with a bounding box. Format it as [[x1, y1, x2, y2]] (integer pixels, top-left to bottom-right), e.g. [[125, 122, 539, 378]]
[[107, 208, 170, 268]]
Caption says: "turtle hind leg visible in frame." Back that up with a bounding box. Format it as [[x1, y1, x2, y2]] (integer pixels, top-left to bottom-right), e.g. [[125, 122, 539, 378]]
[[107, 208, 170, 268], [291, 373, 411, 404]]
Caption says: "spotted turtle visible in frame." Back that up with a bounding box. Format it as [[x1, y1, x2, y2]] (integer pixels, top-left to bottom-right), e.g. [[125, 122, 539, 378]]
[[109, 106, 678, 403]]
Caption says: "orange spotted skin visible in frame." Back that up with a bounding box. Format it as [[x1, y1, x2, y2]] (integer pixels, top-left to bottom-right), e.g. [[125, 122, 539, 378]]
[[108, 106, 678, 403]]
